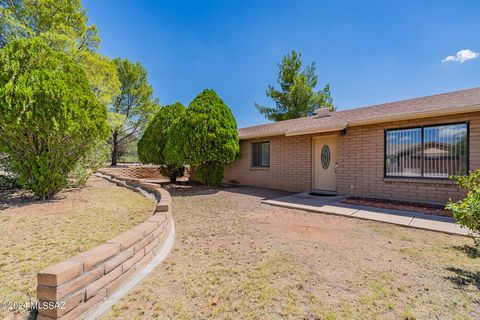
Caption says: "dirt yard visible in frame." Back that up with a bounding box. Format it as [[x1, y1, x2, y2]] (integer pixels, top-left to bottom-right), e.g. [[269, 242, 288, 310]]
[[0, 176, 155, 319], [103, 185, 479, 320]]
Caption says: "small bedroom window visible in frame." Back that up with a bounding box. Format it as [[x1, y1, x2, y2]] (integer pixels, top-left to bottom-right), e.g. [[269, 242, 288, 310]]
[[252, 142, 270, 167]]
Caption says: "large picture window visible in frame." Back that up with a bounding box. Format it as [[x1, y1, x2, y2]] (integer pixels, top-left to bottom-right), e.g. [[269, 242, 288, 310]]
[[252, 142, 270, 167], [385, 123, 468, 178]]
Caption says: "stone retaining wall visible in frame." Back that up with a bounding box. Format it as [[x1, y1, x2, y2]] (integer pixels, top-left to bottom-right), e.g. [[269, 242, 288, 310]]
[[99, 165, 162, 179], [100, 165, 191, 181], [36, 171, 174, 320]]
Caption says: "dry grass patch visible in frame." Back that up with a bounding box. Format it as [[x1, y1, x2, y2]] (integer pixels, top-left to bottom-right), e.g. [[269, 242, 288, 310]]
[[103, 185, 479, 320], [0, 175, 155, 319]]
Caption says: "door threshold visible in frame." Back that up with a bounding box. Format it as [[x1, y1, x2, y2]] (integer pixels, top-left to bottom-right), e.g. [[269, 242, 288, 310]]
[[310, 190, 338, 197]]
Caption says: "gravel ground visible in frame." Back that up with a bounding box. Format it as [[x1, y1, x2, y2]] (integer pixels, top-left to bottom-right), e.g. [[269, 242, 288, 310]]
[[103, 185, 479, 320], [0, 176, 155, 319]]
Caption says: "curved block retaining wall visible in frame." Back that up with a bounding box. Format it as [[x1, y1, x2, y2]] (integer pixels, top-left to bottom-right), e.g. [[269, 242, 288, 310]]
[[36, 171, 174, 320], [99, 165, 162, 179]]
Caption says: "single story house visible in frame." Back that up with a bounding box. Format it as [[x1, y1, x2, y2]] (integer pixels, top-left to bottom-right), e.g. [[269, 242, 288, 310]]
[[223, 87, 480, 205]]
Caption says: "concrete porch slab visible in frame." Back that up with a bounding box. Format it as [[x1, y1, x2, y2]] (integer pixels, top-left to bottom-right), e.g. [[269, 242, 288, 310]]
[[409, 216, 470, 236], [352, 209, 414, 226], [319, 205, 359, 216], [262, 199, 358, 216], [262, 192, 358, 217], [262, 192, 473, 236]]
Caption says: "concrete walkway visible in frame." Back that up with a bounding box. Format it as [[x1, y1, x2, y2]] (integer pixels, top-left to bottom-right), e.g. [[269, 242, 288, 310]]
[[262, 192, 472, 236]]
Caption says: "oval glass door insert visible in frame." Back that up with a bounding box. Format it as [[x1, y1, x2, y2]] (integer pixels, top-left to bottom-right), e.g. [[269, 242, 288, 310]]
[[321, 145, 330, 169]]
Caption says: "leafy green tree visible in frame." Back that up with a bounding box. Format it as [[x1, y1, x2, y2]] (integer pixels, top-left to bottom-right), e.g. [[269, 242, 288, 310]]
[[446, 170, 480, 246], [255, 50, 333, 121], [0, 0, 99, 51], [0, 38, 108, 199], [0, 0, 120, 106], [109, 58, 159, 165], [76, 51, 120, 105], [165, 89, 239, 186], [138, 102, 186, 182]]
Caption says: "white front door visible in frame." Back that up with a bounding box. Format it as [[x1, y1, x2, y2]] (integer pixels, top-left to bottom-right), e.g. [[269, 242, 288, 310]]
[[314, 137, 337, 191]]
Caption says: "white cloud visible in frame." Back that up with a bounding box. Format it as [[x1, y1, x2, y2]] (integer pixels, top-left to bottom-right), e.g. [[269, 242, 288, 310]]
[[442, 49, 479, 63], [437, 127, 467, 140], [399, 136, 412, 143]]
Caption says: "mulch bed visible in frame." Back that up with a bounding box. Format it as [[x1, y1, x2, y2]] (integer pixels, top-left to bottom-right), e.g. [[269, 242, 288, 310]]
[[341, 197, 453, 217]]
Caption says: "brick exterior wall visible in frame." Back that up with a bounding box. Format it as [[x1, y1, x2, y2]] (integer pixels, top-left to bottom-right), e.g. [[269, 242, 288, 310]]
[[224, 111, 480, 204], [224, 134, 313, 192], [36, 170, 174, 320]]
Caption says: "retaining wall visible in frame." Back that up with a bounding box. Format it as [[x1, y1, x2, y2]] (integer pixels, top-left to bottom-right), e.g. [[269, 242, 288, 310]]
[[99, 165, 163, 179], [36, 170, 174, 320]]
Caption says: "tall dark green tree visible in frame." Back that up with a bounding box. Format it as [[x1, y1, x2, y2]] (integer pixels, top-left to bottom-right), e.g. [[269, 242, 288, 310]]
[[138, 102, 186, 182], [109, 58, 159, 165], [255, 50, 333, 121], [165, 89, 239, 186]]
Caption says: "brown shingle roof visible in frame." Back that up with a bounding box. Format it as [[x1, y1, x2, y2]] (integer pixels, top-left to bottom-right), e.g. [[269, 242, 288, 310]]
[[239, 87, 480, 139]]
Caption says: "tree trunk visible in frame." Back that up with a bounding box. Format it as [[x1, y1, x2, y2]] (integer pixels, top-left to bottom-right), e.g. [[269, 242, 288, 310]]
[[111, 132, 118, 166]]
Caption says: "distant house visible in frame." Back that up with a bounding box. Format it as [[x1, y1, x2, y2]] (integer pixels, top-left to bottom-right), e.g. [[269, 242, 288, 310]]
[[224, 87, 480, 204]]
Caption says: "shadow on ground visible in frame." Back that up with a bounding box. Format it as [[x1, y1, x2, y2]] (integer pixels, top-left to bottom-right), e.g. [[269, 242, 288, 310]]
[[163, 183, 290, 201], [452, 245, 480, 259], [0, 189, 60, 211], [445, 267, 480, 290], [0, 187, 85, 211]]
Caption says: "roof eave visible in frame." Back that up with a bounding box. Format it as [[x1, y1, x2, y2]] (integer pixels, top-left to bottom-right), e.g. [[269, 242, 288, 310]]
[[238, 104, 480, 140], [238, 132, 285, 140], [284, 125, 347, 137], [347, 104, 480, 127]]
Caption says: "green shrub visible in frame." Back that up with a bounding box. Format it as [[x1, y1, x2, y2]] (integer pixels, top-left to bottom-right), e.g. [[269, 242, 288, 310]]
[[68, 141, 110, 188], [165, 89, 239, 186], [159, 165, 186, 183], [446, 170, 480, 245], [0, 38, 108, 199], [195, 162, 225, 186], [138, 102, 186, 182]]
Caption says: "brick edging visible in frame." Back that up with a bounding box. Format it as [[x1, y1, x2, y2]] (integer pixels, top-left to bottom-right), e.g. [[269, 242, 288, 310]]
[[35, 171, 175, 320]]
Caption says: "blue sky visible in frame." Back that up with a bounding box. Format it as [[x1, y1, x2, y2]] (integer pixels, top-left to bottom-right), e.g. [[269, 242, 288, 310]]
[[83, 0, 480, 128]]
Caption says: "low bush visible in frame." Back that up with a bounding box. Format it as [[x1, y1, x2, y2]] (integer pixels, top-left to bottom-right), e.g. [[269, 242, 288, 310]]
[[446, 170, 480, 246], [68, 141, 110, 188], [0, 155, 19, 190], [159, 164, 186, 183], [195, 161, 224, 187]]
